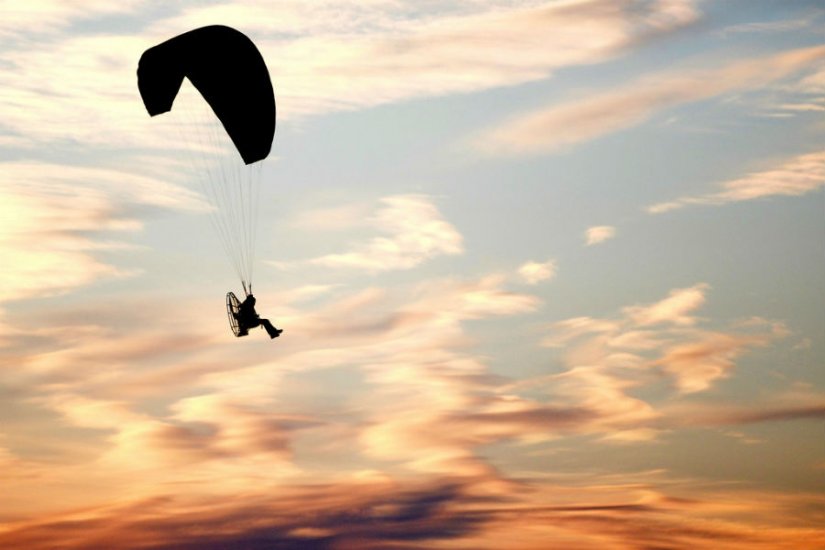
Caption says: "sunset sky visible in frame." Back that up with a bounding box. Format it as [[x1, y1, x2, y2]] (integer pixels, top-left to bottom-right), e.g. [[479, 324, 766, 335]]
[[1, 1, 824, 548]]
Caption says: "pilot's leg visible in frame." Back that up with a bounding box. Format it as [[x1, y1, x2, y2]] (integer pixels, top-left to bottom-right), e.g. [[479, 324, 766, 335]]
[[260, 318, 281, 338]]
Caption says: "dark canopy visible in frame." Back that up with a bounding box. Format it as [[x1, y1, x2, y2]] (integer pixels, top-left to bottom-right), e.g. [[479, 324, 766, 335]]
[[137, 25, 275, 165]]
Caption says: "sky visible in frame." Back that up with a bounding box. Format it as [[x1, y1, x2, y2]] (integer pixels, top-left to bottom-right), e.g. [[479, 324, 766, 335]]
[[1, 1, 824, 548]]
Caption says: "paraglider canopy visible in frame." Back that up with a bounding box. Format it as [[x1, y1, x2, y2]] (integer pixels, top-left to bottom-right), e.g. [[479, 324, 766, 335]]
[[137, 25, 276, 290], [137, 25, 275, 165]]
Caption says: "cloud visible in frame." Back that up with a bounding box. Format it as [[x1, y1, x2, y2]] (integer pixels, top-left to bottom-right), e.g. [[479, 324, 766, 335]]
[[4, 271, 541, 476], [776, 103, 825, 112], [518, 259, 557, 285], [0, 0, 144, 39], [0, 162, 205, 302], [655, 331, 772, 393], [0, 264, 819, 548], [1, 162, 205, 212], [290, 203, 373, 231], [792, 64, 825, 97], [308, 195, 463, 272], [647, 150, 825, 213], [172, 0, 699, 119], [716, 16, 818, 37], [668, 402, 825, 427], [623, 283, 708, 327], [584, 225, 615, 246], [0, 182, 128, 302], [147, 0, 402, 37], [0, 478, 494, 549], [0, 3, 822, 545], [91, 395, 314, 472], [539, 285, 786, 431], [0, 0, 701, 152], [0, 32, 157, 149], [1, 473, 824, 549], [473, 45, 825, 156]]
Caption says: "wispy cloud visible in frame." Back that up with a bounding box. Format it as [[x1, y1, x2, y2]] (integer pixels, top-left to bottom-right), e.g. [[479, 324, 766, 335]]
[[0, 162, 204, 302], [307, 195, 463, 272], [716, 14, 820, 37], [473, 45, 825, 156], [268, 0, 700, 118], [668, 402, 825, 427], [648, 150, 825, 213], [0, 184, 129, 302], [0, 0, 145, 39], [0, 0, 701, 152], [776, 102, 825, 112], [0, 33, 155, 149]]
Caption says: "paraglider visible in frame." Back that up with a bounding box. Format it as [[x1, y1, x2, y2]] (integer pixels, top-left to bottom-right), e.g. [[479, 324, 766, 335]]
[[138, 25, 281, 339], [231, 293, 282, 339]]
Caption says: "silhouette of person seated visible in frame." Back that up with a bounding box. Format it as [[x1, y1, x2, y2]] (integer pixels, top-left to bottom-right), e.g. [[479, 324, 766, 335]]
[[236, 294, 282, 339]]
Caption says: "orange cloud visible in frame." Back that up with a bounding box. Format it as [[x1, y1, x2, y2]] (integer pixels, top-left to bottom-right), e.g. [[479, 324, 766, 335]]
[[533, 284, 790, 444], [0, 473, 823, 549], [624, 283, 708, 327], [0, 271, 814, 546]]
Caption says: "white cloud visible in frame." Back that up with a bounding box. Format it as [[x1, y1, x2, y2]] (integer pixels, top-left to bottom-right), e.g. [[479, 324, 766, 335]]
[[309, 195, 463, 272], [518, 259, 557, 285], [290, 203, 372, 231], [1, 162, 206, 212], [585, 225, 616, 245], [776, 103, 825, 112]]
